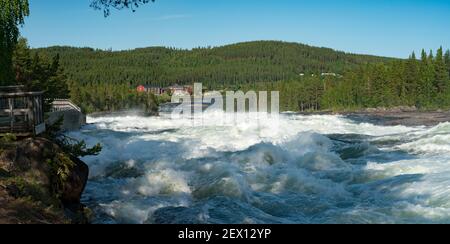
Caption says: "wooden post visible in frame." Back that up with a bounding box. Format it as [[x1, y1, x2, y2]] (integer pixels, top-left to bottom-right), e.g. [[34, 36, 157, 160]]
[[38, 95, 43, 124], [28, 95, 34, 130], [9, 98, 13, 133]]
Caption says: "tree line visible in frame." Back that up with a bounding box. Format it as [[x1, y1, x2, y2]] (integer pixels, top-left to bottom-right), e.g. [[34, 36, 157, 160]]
[[36, 41, 391, 89], [35, 41, 450, 112], [225, 48, 450, 112], [322, 48, 450, 110]]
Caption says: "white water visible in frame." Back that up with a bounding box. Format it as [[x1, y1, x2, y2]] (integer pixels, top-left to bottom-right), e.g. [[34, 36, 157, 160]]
[[69, 112, 450, 224]]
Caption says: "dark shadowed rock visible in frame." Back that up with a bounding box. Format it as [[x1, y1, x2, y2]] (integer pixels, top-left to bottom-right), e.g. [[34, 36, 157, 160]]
[[62, 156, 89, 205]]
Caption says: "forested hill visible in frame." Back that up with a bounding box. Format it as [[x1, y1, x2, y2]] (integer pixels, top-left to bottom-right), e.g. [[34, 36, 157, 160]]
[[35, 41, 393, 88]]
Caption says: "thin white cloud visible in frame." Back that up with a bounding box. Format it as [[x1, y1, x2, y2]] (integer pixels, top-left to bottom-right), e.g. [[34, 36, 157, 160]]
[[154, 14, 191, 21]]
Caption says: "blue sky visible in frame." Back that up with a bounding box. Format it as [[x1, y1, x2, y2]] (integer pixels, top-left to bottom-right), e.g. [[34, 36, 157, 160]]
[[21, 0, 450, 58]]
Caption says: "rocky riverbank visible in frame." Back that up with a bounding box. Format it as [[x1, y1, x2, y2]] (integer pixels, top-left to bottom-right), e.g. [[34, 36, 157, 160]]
[[342, 107, 450, 126], [0, 137, 91, 224], [299, 106, 450, 127]]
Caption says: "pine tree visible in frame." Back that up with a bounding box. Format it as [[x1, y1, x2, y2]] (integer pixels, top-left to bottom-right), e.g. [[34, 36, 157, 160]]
[[445, 49, 450, 75], [12, 38, 70, 111], [434, 47, 449, 94], [47, 53, 70, 99], [421, 49, 428, 63], [417, 49, 435, 108], [428, 50, 434, 61], [404, 52, 420, 104], [443, 49, 450, 106], [13, 38, 32, 83], [370, 63, 389, 106]]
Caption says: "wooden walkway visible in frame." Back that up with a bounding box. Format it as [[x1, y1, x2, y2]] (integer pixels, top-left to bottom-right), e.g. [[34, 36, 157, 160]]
[[50, 99, 82, 113], [47, 99, 86, 131]]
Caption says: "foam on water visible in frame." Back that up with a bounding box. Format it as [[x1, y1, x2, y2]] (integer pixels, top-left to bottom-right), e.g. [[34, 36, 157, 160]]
[[69, 112, 450, 224]]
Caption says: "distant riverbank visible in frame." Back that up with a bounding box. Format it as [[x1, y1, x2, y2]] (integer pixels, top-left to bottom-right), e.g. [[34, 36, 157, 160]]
[[88, 110, 153, 118], [324, 106, 450, 127], [341, 110, 450, 127], [296, 106, 450, 127]]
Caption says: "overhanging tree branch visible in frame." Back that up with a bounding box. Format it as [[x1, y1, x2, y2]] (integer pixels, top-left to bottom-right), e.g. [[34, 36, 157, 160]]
[[90, 0, 155, 17]]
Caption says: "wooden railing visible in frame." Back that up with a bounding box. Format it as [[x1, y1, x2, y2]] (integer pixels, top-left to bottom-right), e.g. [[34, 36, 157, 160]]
[[0, 86, 45, 135], [50, 99, 82, 113]]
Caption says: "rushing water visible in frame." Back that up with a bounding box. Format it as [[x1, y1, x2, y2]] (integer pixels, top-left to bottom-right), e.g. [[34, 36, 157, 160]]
[[68, 112, 450, 224]]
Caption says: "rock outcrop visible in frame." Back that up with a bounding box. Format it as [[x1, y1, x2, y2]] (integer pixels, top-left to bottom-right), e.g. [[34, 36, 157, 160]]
[[364, 106, 418, 113], [62, 156, 89, 206], [0, 137, 90, 224]]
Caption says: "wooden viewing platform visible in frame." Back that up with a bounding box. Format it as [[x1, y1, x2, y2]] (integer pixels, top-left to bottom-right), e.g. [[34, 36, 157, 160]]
[[0, 86, 46, 136]]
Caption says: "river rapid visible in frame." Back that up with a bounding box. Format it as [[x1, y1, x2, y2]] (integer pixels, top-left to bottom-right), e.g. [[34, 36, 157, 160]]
[[68, 112, 450, 224]]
